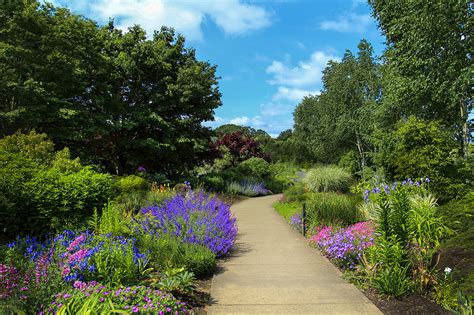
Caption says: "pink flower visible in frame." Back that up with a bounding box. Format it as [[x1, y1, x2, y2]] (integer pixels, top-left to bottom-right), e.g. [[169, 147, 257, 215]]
[[62, 266, 71, 276], [67, 249, 89, 263], [67, 234, 86, 251]]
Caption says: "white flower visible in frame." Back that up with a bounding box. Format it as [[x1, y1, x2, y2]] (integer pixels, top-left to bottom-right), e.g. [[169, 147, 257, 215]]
[[444, 267, 452, 274]]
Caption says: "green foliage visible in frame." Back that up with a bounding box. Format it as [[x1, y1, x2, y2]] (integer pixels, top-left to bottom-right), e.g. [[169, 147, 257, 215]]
[[91, 235, 144, 286], [293, 40, 380, 165], [135, 234, 216, 278], [52, 283, 186, 314], [434, 271, 461, 312], [338, 150, 360, 175], [368, 0, 472, 156], [282, 182, 308, 203], [237, 157, 270, 179], [306, 192, 360, 227], [0, 1, 221, 176], [0, 132, 113, 236], [198, 173, 226, 191], [273, 201, 302, 222], [372, 265, 412, 297], [365, 234, 412, 297], [89, 202, 130, 236], [155, 267, 196, 295], [375, 116, 470, 202], [362, 181, 452, 296], [438, 192, 474, 248], [437, 193, 474, 299], [304, 165, 352, 193], [114, 175, 148, 194]]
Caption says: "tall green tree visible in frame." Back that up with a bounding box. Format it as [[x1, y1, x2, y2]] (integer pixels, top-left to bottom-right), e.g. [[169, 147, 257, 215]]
[[369, 0, 473, 157], [0, 1, 221, 175], [293, 40, 381, 168]]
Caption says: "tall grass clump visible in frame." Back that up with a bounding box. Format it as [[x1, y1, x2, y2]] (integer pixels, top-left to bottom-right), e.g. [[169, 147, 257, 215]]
[[306, 192, 360, 227], [304, 165, 352, 193]]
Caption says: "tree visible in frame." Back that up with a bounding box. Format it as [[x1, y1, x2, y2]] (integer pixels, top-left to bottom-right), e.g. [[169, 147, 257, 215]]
[[0, 1, 221, 176], [293, 40, 381, 168], [212, 131, 269, 166], [374, 116, 472, 202], [369, 0, 473, 157]]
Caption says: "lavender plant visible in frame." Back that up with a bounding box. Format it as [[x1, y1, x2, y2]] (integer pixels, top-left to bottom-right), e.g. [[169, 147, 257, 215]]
[[226, 180, 270, 197], [140, 191, 238, 256]]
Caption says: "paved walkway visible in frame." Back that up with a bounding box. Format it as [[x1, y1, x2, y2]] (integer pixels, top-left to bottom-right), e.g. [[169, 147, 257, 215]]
[[208, 194, 381, 314]]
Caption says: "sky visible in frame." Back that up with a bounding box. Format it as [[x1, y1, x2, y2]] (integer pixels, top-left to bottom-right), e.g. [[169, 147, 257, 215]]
[[51, 0, 386, 137]]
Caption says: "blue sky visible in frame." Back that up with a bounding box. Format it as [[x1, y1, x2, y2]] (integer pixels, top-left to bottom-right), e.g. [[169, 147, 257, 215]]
[[51, 0, 386, 137]]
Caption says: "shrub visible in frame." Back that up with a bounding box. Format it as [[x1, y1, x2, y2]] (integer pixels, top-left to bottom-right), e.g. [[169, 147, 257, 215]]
[[212, 131, 269, 166], [306, 192, 360, 227], [282, 182, 308, 202], [115, 175, 148, 194], [304, 165, 352, 193], [49, 281, 188, 314], [139, 191, 237, 256], [237, 157, 270, 179], [226, 180, 270, 197], [24, 167, 113, 232], [338, 150, 360, 175], [375, 116, 472, 202], [199, 173, 226, 191], [181, 243, 217, 277], [0, 132, 113, 236]]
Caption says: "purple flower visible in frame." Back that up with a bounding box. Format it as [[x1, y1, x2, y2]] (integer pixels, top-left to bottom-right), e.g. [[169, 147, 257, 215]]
[[140, 191, 238, 256], [137, 166, 146, 172]]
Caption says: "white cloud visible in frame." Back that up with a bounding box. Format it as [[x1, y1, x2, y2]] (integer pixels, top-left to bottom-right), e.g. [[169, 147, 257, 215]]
[[319, 13, 372, 33], [260, 102, 292, 117], [272, 86, 320, 102], [204, 50, 338, 136], [229, 116, 264, 127], [266, 51, 338, 87], [204, 115, 292, 137], [53, 0, 271, 41]]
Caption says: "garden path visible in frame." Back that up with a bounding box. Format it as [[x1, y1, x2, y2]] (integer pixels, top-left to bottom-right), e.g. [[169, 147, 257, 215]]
[[208, 194, 381, 314]]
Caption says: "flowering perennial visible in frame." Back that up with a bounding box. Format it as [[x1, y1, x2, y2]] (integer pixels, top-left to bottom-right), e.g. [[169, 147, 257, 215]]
[[309, 222, 375, 269], [140, 191, 238, 256], [49, 281, 188, 314], [363, 177, 430, 201]]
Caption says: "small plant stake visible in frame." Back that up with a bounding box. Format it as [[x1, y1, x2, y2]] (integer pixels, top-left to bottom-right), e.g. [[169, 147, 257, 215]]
[[302, 203, 306, 236]]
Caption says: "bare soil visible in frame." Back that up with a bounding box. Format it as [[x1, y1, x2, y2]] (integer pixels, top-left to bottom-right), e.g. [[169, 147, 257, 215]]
[[362, 289, 449, 315]]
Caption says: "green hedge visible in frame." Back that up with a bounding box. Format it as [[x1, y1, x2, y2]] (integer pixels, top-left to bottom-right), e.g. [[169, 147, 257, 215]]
[[0, 132, 113, 236]]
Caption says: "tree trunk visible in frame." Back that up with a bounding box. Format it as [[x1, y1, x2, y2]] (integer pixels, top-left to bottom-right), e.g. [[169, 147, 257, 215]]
[[460, 100, 470, 158], [355, 131, 366, 170]]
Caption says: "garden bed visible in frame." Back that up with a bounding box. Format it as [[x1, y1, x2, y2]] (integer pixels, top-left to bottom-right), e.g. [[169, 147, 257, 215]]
[[362, 289, 449, 315]]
